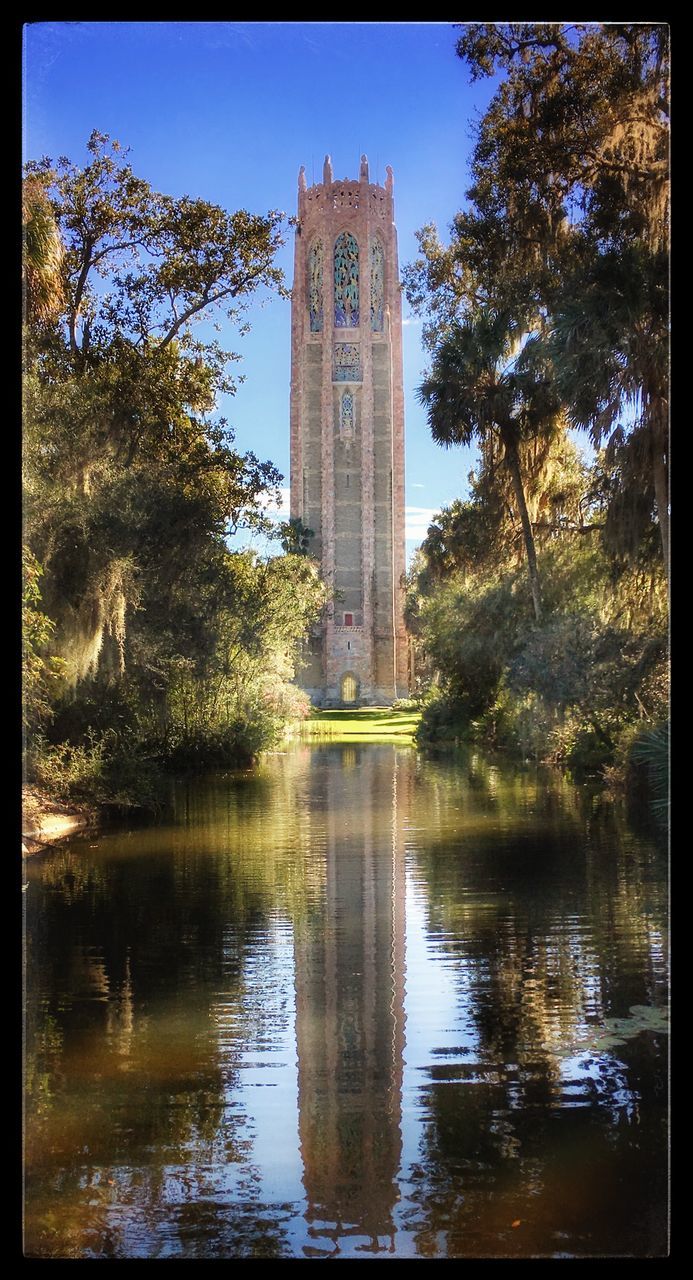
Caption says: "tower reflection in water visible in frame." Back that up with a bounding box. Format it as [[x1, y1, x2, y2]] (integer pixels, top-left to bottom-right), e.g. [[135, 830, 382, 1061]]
[[293, 745, 408, 1257]]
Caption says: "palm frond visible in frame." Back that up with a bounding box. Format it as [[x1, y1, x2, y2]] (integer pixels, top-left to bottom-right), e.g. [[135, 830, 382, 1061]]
[[23, 176, 66, 325], [631, 721, 669, 822]]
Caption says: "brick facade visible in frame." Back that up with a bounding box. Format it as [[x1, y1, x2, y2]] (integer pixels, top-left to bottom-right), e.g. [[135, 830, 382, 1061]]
[[290, 155, 408, 706]]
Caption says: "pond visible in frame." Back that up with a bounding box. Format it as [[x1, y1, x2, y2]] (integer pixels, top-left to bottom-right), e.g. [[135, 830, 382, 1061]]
[[23, 743, 669, 1258]]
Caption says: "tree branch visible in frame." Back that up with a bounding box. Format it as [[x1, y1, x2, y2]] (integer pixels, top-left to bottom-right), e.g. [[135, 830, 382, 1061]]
[[69, 236, 94, 358], [531, 520, 605, 533], [157, 260, 271, 349]]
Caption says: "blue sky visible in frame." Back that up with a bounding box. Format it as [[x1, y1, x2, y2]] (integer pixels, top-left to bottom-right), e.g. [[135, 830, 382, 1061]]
[[23, 21, 500, 559]]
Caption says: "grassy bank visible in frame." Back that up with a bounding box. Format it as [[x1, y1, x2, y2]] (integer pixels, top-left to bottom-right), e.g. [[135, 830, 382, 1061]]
[[299, 708, 421, 744]]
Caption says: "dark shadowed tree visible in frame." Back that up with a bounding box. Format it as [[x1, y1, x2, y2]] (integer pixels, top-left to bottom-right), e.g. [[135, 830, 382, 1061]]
[[405, 23, 669, 580], [418, 310, 565, 622]]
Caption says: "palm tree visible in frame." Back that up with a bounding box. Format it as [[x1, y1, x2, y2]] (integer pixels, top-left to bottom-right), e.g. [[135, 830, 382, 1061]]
[[22, 176, 66, 327], [418, 311, 564, 623]]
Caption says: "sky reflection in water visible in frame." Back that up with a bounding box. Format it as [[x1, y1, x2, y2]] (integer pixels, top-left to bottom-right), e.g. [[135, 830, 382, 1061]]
[[24, 744, 668, 1258]]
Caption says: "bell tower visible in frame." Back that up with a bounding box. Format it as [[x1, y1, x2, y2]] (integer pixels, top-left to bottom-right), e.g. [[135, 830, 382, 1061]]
[[290, 154, 408, 706]]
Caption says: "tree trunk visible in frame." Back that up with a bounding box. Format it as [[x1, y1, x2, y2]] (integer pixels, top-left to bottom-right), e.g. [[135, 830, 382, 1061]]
[[650, 408, 669, 589], [502, 430, 543, 623]]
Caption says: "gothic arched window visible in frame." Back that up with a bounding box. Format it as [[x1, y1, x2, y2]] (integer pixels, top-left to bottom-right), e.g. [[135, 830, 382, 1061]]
[[370, 239, 384, 332], [308, 240, 323, 332], [334, 233, 359, 327], [340, 389, 354, 434], [341, 673, 357, 703]]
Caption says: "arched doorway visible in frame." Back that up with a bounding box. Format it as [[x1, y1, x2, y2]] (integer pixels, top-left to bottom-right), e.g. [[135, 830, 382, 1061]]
[[341, 673, 357, 704]]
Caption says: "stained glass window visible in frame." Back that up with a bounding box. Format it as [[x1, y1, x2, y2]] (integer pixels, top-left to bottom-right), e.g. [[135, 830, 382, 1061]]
[[340, 390, 354, 434], [334, 233, 359, 327], [370, 239, 384, 332], [334, 344, 361, 381], [308, 240, 323, 332]]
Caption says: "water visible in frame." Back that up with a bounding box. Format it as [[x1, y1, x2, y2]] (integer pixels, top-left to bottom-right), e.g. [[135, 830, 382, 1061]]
[[23, 744, 669, 1258]]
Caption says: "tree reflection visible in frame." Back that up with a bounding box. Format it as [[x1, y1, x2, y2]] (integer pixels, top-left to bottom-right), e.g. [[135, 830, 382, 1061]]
[[402, 755, 668, 1256], [24, 784, 313, 1257], [24, 746, 668, 1258]]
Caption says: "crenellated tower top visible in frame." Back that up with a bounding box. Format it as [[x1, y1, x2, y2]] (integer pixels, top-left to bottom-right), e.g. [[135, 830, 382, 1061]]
[[297, 154, 395, 226]]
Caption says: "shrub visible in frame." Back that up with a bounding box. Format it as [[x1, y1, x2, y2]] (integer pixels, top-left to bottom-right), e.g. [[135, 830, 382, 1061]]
[[416, 687, 473, 746], [26, 730, 163, 811], [391, 697, 421, 712]]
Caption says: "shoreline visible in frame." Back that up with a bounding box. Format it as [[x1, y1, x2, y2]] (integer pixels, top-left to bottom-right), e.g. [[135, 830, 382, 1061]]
[[22, 785, 95, 857]]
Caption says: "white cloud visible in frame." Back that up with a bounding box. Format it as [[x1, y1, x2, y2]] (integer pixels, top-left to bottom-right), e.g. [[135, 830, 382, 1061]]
[[405, 505, 437, 541]]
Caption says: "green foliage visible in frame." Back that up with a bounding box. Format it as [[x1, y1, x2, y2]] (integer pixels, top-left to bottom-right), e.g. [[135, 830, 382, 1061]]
[[22, 548, 67, 731], [135, 551, 322, 767], [22, 176, 66, 326], [22, 134, 325, 802], [622, 721, 669, 823], [404, 23, 669, 578], [26, 731, 162, 811], [413, 432, 596, 596], [151, 716, 277, 771], [279, 517, 314, 556], [454, 24, 668, 256], [25, 131, 286, 375], [412, 504, 668, 776], [391, 697, 421, 713], [416, 309, 570, 622], [404, 23, 668, 799], [416, 686, 474, 747]]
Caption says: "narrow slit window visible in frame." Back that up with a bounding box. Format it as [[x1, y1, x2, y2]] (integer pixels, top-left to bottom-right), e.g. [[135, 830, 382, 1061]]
[[370, 239, 384, 332], [340, 389, 354, 433], [308, 240, 323, 332]]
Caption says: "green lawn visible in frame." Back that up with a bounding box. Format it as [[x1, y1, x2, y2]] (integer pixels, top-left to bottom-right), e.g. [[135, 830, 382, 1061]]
[[299, 707, 420, 743]]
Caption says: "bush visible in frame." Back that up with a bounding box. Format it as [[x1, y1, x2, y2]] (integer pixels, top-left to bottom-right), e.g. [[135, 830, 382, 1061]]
[[602, 720, 669, 821], [416, 687, 473, 746], [408, 533, 668, 782], [26, 731, 164, 811], [150, 711, 280, 771], [27, 735, 107, 804], [474, 685, 555, 760]]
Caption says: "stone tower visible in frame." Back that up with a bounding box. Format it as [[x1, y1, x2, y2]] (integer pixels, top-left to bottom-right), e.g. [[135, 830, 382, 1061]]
[[290, 154, 408, 706]]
